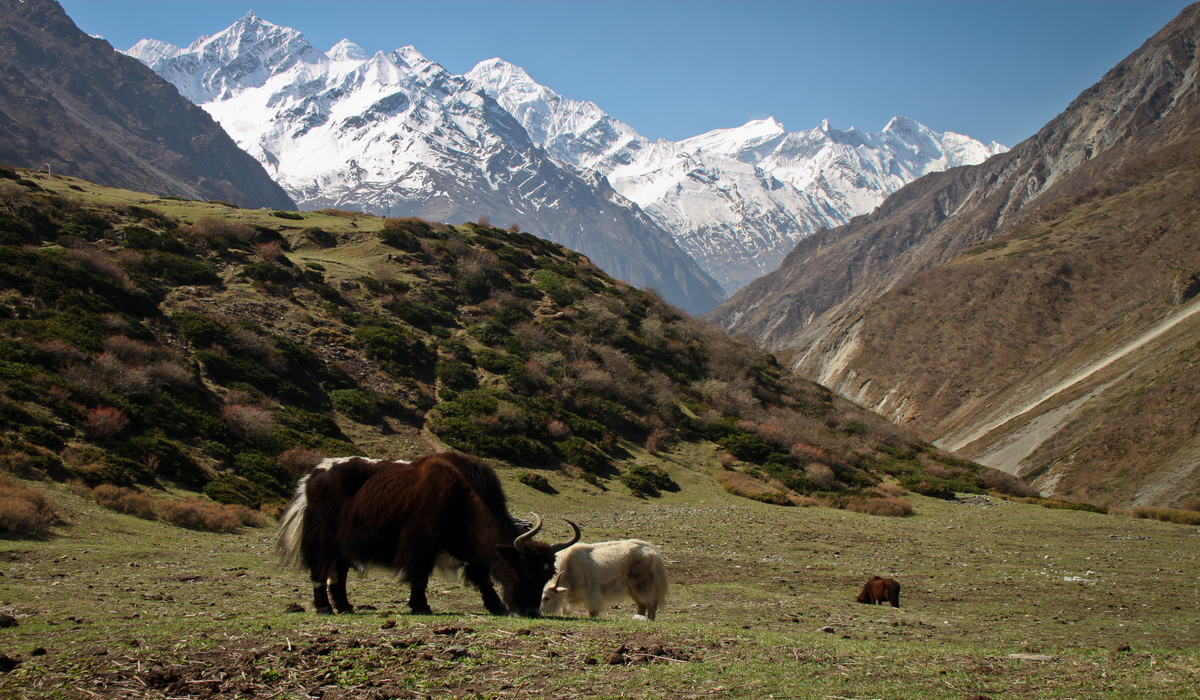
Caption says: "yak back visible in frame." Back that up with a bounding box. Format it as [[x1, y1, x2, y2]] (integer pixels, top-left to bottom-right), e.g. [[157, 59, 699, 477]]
[[312, 452, 519, 574]]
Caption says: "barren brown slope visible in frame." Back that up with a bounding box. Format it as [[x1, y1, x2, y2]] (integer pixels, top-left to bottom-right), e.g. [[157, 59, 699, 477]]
[[707, 4, 1200, 508], [709, 1, 1200, 357], [0, 0, 295, 210]]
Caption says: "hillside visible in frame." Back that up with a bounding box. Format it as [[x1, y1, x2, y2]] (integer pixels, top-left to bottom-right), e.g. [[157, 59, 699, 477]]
[[0, 0, 294, 210], [709, 3, 1200, 508], [0, 166, 1048, 524]]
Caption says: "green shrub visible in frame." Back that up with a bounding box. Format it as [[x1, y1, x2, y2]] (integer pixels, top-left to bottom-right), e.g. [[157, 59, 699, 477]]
[[270, 211, 303, 220], [556, 437, 607, 473], [204, 473, 263, 508], [436, 358, 477, 391], [619, 464, 673, 496], [518, 472, 551, 491]]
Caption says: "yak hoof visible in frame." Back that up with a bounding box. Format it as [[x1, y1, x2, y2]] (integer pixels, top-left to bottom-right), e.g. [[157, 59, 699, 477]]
[[335, 606, 355, 615], [315, 607, 334, 616], [410, 606, 434, 616]]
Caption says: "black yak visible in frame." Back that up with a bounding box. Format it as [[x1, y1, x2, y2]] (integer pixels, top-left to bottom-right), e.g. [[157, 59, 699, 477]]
[[276, 453, 579, 617]]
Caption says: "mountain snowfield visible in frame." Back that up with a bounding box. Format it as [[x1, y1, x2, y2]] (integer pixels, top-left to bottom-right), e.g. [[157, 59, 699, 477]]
[[126, 12, 1005, 301]]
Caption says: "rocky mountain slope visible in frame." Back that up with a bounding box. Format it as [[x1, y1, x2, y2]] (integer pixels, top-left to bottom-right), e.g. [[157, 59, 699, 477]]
[[122, 13, 724, 314], [710, 2, 1200, 508], [0, 0, 294, 210]]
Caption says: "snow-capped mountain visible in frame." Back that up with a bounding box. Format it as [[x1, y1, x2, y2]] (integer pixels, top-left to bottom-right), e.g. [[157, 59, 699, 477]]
[[126, 11, 1004, 303], [467, 61, 1007, 292], [125, 13, 726, 314]]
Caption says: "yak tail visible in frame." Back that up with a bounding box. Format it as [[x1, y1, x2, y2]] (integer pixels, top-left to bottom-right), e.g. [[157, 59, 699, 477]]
[[630, 547, 669, 606], [275, 474, 310, 570]]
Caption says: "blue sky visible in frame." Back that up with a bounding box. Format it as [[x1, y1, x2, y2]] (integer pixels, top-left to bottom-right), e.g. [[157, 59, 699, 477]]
[[61, 1, 1192, 148]]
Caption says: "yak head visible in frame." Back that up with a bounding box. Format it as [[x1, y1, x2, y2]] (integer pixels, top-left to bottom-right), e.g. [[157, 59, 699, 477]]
[[540, 576, 569, 617], [495, 515, 579, 617]]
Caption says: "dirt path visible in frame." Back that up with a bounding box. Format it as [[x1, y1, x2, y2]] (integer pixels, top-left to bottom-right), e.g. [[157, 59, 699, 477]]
[[941, 296, 1200, 455]]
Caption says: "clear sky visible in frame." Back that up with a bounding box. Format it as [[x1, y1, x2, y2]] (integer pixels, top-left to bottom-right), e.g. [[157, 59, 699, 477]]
[[59, 0, 1193, 148]]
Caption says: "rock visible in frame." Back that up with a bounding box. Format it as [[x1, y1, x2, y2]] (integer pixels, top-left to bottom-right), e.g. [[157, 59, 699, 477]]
[[443, 646, 471, 660], [1117, 643, 1131, 652], [631, 614, 650, 621], [0, 615, 17, 628], [31, 648, 45, 657], [819, 625, 835, 634], [381, 620, 396, 630], [1007, 653, 1054, 662], [284, 603, 304, 613]]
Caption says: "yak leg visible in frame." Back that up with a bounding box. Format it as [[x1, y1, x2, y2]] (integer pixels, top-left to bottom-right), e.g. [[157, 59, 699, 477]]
[[405, 560, 435, 615], [463, 563, 509, 616], [638, 601, 658, 621], [311, 569, 334, 615], [329, 560, 354, 614]]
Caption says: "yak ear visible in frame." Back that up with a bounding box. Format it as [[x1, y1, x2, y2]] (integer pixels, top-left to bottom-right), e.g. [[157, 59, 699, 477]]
[[496, 544, 519, 561]]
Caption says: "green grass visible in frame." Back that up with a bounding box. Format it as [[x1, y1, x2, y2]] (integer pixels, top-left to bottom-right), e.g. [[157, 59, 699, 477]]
[[0, 453, 1196, 699]]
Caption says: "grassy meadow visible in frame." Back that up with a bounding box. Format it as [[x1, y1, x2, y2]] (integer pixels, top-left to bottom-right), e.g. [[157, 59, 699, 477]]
[[0, 447, 1197, 699]]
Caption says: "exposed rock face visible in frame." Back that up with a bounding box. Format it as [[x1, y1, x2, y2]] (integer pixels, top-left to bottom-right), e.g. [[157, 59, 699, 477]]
[[0, 0, 294, 209], [710, 3, 1200, 507]]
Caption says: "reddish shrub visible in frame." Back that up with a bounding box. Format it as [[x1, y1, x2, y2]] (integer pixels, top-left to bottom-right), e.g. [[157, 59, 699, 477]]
[[546, 419, 572, 438], [84, 406, 129, 440], [644, 428, 671, 455], [221, 404, 274, 439], [278, 446, 324, 478], [91, 484, 157, 520]]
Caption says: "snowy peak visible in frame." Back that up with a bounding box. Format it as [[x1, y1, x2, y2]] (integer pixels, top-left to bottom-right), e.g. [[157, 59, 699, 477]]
[[125, 38, 182, 65], [328, 39, 367, 62]]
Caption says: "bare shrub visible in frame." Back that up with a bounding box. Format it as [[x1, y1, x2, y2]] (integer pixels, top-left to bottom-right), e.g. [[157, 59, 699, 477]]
[[512, 321, 555, 351], [476, 216, 492, 228], [190, 217, 255, 243], [157, 498, 243, 532], [842, 496, 913, 517], [0, 474, 59, 534], [495, 401, 526, 430], [791, 442, 848, 469], [35, 339, 87, 364], [0, 452, 33, 477], [84, 406, 129, 440], [0, 179, 29, 208], [64, 479, 92, 498], [546, 420, 571, 438], [1128, 506, 1200, 526], [1182, 498, 1200, 513], [278, 446, 324, 478], [114, 249, 143, 267], [644, 428, 672, 455], [221, 404, 274, 439], [926, 463, 961, 479], [715, 471, 791, 505], [102, 335, 159, 364], [718, 452, 738, 470], [224, 389, 255, 406], [257, 241, 283, 262], [870, 483, 908, 498], [227, 327, 285, 371], [91, 484, 157, 520], [92, 352, 151, 396], [66, 247, 135, 290], [143, 360, 195, 388], [980, 468, 1040, 497], [805, 463, 841, 490], [507, 223, 520, 233]]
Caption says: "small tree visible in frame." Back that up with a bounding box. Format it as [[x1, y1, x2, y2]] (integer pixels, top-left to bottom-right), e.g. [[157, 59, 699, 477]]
[[84, 406, 129, 440]]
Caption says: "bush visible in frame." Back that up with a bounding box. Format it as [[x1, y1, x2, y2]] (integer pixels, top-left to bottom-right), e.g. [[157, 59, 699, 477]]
[[91, 484, 157, 520], [980, 468, 1040, 497], [0, 474, 59, 534], [619, 464, 675, 496], [84, 406, 129, 440], [278, 446, 324, 478], [270, 211, 304, 220], [556, 437, 608, 473], [204, 473, 264, 509], [1125, 506, 1200, 526], [518, 472, 551, 491], [157, 498, 265, 532]]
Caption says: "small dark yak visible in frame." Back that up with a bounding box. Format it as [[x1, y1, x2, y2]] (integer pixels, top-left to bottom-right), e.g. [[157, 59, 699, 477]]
[[855, 575, 901, 607], [276, 453, 580, 617]]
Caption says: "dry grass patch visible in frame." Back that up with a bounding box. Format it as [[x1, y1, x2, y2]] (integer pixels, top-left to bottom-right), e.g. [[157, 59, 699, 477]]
[[1113, 506, 1200, 526], [716, 471, 791, 505]]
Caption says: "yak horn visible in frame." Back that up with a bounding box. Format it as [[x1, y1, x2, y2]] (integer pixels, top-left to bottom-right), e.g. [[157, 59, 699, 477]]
[[550, 519, 581, 553], [513, 513, 542, 554]]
